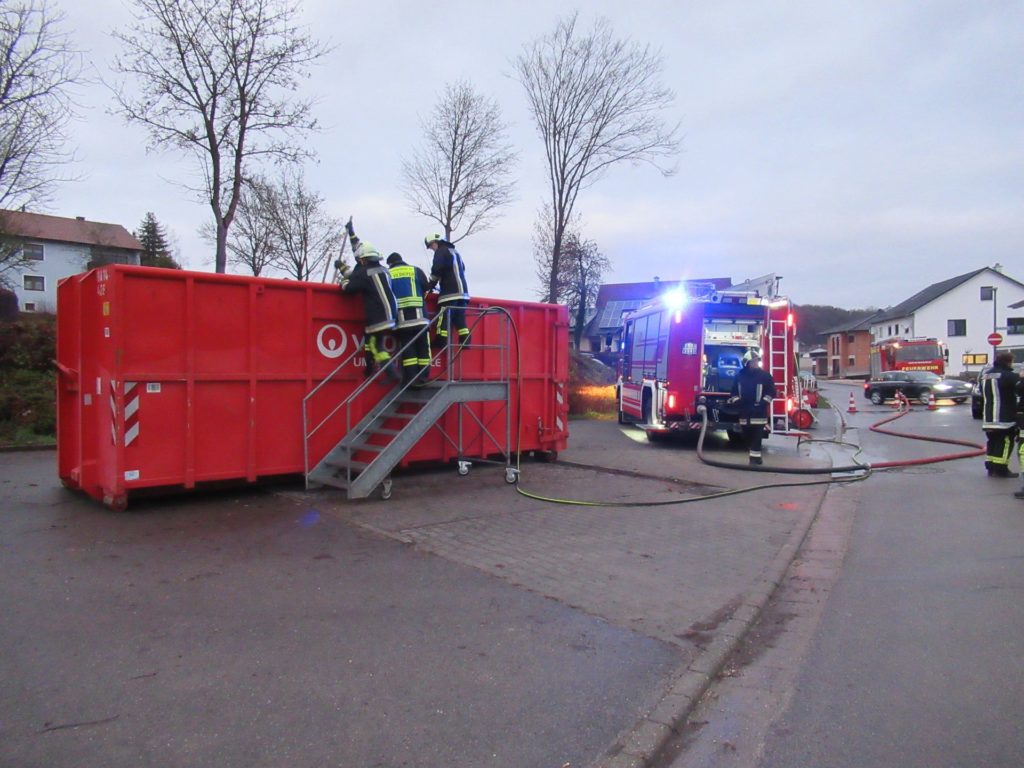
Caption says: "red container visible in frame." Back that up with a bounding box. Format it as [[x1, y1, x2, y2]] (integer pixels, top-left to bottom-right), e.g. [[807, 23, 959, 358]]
[[57, 265, 569, 509]]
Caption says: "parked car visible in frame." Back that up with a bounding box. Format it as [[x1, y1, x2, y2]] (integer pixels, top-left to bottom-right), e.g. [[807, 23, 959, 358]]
[[863, 370, 971, 406], [970, 363, 1023, 419]]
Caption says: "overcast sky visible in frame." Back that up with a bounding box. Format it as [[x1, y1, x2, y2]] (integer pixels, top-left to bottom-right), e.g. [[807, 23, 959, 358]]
[[47, 0, 1024, 309]]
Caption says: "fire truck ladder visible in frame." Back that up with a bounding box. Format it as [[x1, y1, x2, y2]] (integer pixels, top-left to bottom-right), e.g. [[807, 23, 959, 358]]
[[767, 317, 791, 433], [302, 307, 514, 500]]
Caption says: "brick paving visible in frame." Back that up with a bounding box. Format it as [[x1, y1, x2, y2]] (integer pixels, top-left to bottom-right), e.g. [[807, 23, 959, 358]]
[[310, 419, 831, 654]]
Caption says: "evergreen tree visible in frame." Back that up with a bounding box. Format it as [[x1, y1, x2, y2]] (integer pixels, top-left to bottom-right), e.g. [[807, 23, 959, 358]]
[[136, 212, 181, 269]]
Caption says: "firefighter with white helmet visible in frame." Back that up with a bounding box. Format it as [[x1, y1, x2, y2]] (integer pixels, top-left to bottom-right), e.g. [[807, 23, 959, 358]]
[[728, 348, 777, 465], [424, 232, 470, 346], [338, 220, 398, 380]]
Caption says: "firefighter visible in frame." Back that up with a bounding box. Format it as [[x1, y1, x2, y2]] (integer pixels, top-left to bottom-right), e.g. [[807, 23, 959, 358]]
[[386, 251, 431, 387], [1016, 375, 1024, 499], [981, 351, 1019, 478], [338, 221, 398, 380], [424, 233, 470, 346], [728, 348, 776, 465]]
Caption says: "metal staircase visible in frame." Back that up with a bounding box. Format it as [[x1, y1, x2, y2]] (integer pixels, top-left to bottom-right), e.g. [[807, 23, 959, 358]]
[[303, 307, 515, 500]]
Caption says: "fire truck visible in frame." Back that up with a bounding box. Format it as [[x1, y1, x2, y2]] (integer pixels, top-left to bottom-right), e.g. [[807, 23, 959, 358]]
[[616, 280, 798, 440], [869, 337, 946, 376]]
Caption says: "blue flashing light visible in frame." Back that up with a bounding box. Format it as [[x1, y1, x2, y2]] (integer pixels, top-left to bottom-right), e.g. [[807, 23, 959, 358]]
[[662, 289, 687, 312]]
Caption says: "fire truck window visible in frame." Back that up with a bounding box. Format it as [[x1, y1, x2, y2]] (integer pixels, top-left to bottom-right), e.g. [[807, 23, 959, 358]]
[[656, 311, 671, 380], [630, 315, 648, 381]]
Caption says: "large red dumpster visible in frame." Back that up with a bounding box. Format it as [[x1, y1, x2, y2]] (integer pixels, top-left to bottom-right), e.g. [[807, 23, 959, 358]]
[[56, 265, 569, 509]]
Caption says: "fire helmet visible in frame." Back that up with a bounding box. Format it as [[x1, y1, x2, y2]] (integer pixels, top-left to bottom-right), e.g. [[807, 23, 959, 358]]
[[424, 233, 445, 247], [354, 242, 382, 261]]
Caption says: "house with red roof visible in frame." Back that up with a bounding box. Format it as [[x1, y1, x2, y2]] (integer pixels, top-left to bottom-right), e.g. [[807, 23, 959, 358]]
[[0, 210, 142, 313]]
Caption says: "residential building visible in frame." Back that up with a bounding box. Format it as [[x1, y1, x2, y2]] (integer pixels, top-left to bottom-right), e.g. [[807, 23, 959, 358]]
[[869, 265, 1024, 375], [819, 311, 881, 378], [1, 210, 142, 313]]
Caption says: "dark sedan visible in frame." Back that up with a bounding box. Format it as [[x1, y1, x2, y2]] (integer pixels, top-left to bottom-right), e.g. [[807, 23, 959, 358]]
[[970, 363, 1023, 419], [863, 370, 972, 406]]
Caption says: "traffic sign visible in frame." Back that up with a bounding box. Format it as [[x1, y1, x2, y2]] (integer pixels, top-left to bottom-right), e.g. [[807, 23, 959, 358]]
[[987, 332, 1003, 346]]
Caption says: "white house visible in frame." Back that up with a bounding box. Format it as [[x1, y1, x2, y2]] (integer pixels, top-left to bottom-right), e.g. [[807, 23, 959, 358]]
[[869, 265, 1024, 375], [1, 210, 142, 313]]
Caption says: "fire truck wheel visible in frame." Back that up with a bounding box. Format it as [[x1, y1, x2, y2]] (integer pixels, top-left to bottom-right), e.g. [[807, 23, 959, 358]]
[[869, 390, 884, 405], [642, 394, 652, 426]]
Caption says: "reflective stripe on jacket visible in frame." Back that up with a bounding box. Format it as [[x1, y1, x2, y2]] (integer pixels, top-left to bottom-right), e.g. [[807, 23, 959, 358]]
[[731, 366, 777, 425], [389, 259, 430, 329], [341, 263, 397, 334], [982, 366, 1020, 429], [430, 243, 469, 304]]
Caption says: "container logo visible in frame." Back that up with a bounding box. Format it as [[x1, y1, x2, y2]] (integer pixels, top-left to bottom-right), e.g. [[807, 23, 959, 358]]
[[317, 324, 349, 359]]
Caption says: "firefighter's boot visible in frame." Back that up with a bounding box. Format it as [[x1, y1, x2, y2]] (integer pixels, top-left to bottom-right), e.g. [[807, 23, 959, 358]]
[[988, 465, 1019, 478]]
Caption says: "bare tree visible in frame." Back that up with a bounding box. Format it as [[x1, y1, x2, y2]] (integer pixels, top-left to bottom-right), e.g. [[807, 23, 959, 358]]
[[401, 80, 516, 243], [112, 0, 329, 274], [514, 13, 679, 302], [0, 0, 82, 211], [0, 1, 83, 286], [261, 168, 343, 281], [533, 205, 608, 348], [214, 178, 277, 276]]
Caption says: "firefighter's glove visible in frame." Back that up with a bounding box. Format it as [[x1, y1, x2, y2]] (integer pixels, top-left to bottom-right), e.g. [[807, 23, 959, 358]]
[[335, 260, 350, 275], [726, 396, 739, 405], [344, 218, 355, 238]]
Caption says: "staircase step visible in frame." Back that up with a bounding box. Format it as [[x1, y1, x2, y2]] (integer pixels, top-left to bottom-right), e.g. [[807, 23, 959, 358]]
[[370, 427, 403, 437], [349, 441, 386, 453], [323, 458, 370, 473]]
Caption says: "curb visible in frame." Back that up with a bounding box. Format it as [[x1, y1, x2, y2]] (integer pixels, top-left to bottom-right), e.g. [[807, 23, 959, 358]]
[[590, 446, 839, 767]]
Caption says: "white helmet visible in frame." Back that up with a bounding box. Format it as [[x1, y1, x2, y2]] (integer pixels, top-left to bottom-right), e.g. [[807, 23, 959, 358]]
[[354, 242, 382, 261], [743, 348, 762, 365]]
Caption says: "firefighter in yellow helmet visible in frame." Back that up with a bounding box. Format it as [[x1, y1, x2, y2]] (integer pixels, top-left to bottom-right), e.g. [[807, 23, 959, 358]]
[[728, 348, 777, 465]]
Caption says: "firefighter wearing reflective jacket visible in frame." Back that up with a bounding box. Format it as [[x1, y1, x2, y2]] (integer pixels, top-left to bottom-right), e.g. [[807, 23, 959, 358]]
[[386, 252, 431, 387], [424, 233, 470, 345], [729, 349, 776, 465], [981, 351, 1020, 478], [338, 222, 398, 380]]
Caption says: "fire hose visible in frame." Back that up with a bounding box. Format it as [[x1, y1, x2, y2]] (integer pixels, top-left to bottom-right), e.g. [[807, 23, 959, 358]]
[[513, 390, 986, 508]]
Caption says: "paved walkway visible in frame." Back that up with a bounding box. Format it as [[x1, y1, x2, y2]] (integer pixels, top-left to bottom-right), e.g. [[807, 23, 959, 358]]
[[3, 416, 839, 768], [305, 418, 837, 765]]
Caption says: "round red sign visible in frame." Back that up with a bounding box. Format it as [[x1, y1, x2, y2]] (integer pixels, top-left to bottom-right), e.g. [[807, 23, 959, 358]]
[[987, 332, 1003, 346]]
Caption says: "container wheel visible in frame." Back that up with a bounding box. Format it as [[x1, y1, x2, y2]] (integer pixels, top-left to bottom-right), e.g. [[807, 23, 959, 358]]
[[458, 461, 471, 476], [505, 467, 518, 484]]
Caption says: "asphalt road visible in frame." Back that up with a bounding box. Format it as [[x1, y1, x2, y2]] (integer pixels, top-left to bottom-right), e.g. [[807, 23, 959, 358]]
[[0, 451, 680, 768], [670, 386, 1024, 768]]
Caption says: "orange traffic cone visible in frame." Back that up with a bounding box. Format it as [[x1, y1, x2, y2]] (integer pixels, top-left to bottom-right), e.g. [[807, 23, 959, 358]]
[[847, 392, 858, 413]]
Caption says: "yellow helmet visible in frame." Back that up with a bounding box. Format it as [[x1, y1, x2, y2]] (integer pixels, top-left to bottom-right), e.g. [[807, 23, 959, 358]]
[[424, 232, 445, 247]]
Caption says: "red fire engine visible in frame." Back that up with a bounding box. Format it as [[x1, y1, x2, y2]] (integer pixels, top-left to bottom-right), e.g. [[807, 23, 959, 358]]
[[869, 337, 946, 376], [616, 281, 798, 440]]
